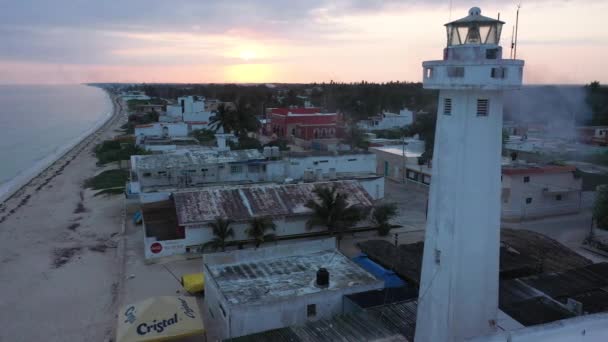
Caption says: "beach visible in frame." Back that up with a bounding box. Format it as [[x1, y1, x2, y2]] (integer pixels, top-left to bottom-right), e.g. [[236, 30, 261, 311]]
[[0, 93, 127, 341]]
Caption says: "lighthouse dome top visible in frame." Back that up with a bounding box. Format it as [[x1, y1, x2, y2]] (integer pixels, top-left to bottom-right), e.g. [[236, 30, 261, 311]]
[[445, 7, 504, 46]]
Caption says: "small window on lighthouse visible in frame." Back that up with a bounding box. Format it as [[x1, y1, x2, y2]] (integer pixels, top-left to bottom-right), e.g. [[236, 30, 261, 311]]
[[491, 68, 506, 79], [443, 98, 452, 115], [477, 99, 489, 116]]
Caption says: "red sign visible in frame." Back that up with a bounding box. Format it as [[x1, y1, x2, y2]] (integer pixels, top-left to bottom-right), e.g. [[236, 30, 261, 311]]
[[150, 242, 163, 254]]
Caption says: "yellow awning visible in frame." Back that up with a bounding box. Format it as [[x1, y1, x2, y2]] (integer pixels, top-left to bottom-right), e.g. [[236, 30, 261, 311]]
[[117, 296, 204, 342]]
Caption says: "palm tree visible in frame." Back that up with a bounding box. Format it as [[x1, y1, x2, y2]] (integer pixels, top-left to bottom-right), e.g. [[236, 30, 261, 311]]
[[305, 185, 362, 246], [203, 218, 234, 252], [246, 216, 276, 248], [235, 102, 261, 136], [209, 104, 238, 133], [371, 203, 398, 236]]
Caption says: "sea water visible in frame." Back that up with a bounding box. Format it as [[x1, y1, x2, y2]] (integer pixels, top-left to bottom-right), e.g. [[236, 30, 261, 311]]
[[0, 84, 113, 200]]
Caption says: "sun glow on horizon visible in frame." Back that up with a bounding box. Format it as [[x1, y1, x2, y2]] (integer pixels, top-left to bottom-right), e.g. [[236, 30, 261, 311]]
[[225, 63, 274, 83], [239, 50, 257, 61]]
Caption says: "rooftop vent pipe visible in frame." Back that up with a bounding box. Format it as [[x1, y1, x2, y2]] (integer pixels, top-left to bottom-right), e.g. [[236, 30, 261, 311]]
[[316, 268, 329, 287]]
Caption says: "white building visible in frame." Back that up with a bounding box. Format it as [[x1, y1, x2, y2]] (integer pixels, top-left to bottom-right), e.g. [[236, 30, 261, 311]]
[[129, 150, 379, 194], [120, 90, 150, 101], [166, 96, 213, 129], [142, 181, 378, 259], [134, 122, 189, 145], [130, 148, 267, 192], [416, 8, 524, 342], [203, 238, 384, 340], [358, 109, 414, 131], [501, 163, 582, 221], [368, 140, 429, 184]]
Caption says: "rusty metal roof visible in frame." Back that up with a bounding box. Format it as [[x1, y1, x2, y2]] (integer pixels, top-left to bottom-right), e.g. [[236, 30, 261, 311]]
[[173, 180, 374, 226]]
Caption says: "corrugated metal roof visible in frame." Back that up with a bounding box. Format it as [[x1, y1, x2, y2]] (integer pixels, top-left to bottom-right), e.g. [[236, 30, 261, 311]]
[[358, 229, 592, 288], [173, 180, 374, 226], [225, 305, 410, 342]]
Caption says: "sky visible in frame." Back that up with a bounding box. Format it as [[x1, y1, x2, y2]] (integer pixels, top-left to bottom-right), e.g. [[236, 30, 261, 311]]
[[0, 0, 606, 85]]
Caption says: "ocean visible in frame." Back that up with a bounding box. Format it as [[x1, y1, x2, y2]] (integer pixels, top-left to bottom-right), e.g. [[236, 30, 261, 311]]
[[0, 84, 113, 199]]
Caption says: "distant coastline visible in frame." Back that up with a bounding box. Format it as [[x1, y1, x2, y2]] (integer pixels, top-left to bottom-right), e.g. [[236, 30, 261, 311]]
[[0, 86, 115, 204]]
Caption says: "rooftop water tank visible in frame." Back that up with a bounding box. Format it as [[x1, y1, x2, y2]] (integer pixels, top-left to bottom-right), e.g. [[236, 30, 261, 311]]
[[263, 146, 272, 158], [316, 268, 329, 287], [271, 146, 280, 158]]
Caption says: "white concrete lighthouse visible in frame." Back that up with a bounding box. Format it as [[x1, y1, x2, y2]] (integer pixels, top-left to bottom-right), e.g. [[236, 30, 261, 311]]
[[415, 7, 524, 342]]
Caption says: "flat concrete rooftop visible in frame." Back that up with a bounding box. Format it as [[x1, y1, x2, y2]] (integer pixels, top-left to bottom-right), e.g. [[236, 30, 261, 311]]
[[205, 239, 380, 306], [135, 148, 265, 170]]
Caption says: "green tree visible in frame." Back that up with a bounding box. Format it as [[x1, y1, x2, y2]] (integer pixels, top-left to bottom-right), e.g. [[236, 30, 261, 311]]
[[305, 185, 362, 246], [190, 129, 216, 144], [405, 112, 437, 159], [371, 203, 398, 236], [204, 218, 234, 252], [587, 81, 608, 125], [229, 136, 262, 150], [593, 185, 608, 229], [210, 104, 238, 133], [210, 103, 260, 136], [342, 124, 370, 150], [246, 216, 276, 248], [234, 102, 261, 136]]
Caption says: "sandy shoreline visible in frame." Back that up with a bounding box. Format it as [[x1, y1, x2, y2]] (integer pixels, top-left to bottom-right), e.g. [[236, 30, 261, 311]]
[[0, 90, 122, 222], [0, 92, 128, 341]]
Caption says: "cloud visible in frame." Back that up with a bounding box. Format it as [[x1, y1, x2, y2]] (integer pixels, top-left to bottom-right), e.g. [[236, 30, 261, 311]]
[[0, 0, 606, 83]]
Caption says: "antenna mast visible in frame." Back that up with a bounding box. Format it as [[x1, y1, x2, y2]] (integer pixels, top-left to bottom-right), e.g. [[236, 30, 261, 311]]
[[510, 26, 515, 59], [514, 4, 521, 59], [448, 0, 453, 21]]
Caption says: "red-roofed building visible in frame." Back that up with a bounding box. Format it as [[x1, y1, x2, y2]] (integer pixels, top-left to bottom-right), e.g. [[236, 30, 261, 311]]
[[265, 107, 344, 140]]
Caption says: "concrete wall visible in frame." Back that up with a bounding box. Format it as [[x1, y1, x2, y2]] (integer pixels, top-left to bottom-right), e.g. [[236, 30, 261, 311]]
[[283, 153, 377, 181], [136, 153, 378, 193], [502, 172, 582, 220], [183, 111, 212, 124], [137, 162, 266, 190], [358, 177, 385, 200], [145, 213, 377, 259], [202, 239, 384, 339], [135, 123, 189, 144], [227, 281, 383, 339], [416, 89, 505, 341], [166, 105, 182, 118]]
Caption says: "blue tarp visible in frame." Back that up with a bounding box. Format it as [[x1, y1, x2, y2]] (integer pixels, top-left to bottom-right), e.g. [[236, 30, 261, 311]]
[[352, 253, 406, 288], [133, 211, 142, 224]]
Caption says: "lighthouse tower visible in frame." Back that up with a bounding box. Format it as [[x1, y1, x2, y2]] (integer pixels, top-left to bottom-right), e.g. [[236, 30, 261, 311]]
[[415, 7, 524, 342]]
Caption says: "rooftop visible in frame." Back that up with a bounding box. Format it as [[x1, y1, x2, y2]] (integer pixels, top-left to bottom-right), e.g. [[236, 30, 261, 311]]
[[134, 148, 265, 170], [369, 145, 425, 158], [271, 108, 334, 116], [173, 180, 374, 225], [502, 162, 577, 176], [225, 303, 411, 342], [204, 239, 381, 306], [358, 229, 592, 287]]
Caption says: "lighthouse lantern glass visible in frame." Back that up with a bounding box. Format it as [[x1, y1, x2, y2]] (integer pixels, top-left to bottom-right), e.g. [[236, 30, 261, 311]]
[[446, 22, 503, 46]]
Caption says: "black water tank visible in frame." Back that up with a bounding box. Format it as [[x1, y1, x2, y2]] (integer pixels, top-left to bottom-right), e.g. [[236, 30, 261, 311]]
[[316, 268, 329, 287]]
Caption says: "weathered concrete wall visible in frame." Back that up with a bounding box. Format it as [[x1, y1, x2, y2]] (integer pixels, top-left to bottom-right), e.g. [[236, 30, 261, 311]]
[[227, 281, 383, 339], [502, 172, 582, 220]]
